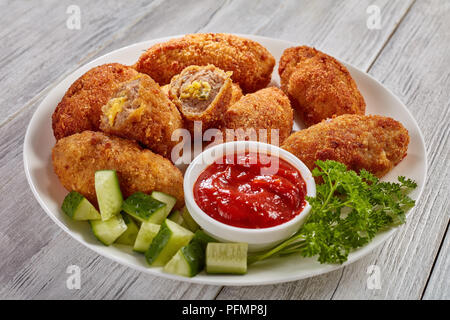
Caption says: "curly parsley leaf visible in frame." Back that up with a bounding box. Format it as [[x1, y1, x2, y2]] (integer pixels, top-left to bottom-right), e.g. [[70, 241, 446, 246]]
[[248, 160, 417, 265]]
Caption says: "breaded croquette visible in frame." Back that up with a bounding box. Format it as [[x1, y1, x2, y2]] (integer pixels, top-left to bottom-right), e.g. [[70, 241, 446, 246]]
[[222, 87, 293, 144], [135, 33, 275, 93], [279, 46, 365, 126], [99, 74, 183, 158], [52, 131, 184, 208], [52, 63, 139, 140], [281, 114, 409, 177], [169, 65, 233, 132]]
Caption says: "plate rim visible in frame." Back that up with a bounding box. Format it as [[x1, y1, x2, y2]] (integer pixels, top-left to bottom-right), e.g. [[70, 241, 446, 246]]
[[23, 33, 428, 286]]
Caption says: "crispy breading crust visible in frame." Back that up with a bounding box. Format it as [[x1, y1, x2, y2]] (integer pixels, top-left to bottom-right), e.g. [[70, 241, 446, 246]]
[[281, 114, 409, 177], [52, 131, 184, 208], [169, 65, 233, 132], [222, 87, 293, 144], [135, 33, 275, 93], [230, 83, 243, 105], [52, 63, 139, 140], [279, 46, 365, 126], [99, 74, 183, 158]]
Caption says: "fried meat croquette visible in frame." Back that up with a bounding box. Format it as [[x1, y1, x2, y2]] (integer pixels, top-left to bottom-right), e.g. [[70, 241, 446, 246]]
[[135, 33, 275, 93], [52, 63, 139, 140], [279, 46, 365, 126], [99, 74, 183, 158], [222, 87, 293, 144], [281, 114, 409, 177], [52, 131, 184, 208], [169, 65, 233, 132]]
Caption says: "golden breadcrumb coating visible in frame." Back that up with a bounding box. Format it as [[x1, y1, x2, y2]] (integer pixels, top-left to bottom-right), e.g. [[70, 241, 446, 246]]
[[52, 63, 139, 140], [52, 131, 184, 208], [169, 65, 233, 132], [279, 46, 365, 126], [99, 74, 183, 158], [230, 83, 243, 105], [135, 33, 275, 93], [281, 114, 409, 177], [160, 84, 170, 97], [222, 87, 293, 144]]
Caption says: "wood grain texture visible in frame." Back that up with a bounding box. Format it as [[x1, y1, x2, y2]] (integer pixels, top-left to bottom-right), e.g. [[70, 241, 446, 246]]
[[0, 0, 448, 300], [422, 223, 449, 300]]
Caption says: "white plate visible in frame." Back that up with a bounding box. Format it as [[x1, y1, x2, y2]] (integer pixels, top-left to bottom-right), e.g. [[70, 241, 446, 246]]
[[23, 34, 427, 286]]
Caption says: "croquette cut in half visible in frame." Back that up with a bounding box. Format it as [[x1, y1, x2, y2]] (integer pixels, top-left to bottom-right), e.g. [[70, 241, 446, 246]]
[[169, 64, 233, 132], [279, 46, 366, 127], [222, 87, 294, 145], [52, 131, 184, 208], [52, 63, 140, 140], [281, 114, 409, 178], [99, 74, 183, 158], [135, 33, 275, 93]]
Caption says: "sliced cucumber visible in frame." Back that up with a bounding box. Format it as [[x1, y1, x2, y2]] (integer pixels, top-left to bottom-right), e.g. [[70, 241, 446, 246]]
[[168, 210, 191, 229], [164, 241, 204, 277], [95, 170, 123, 221], [168, 210, 184, 225], [151, 191, 177, 216], [133, 221, 161, 253], [181, 207, 200, 232], [122, 192, 167, 224], [164, 230, 218, 277], [90, 215, 127, 246], [206, 243, 248, 275], [192, 230, 218, 249], [115, 213, 139, 246], [145, 219, 194, 266], [61, 191, 101, 220]]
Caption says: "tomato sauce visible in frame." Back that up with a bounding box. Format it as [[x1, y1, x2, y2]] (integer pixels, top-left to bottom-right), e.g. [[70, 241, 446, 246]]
[[193, 152, 307, 229]]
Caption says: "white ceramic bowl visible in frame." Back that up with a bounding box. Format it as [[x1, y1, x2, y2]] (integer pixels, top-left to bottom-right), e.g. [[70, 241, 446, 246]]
[[184, 141, 316, 252]]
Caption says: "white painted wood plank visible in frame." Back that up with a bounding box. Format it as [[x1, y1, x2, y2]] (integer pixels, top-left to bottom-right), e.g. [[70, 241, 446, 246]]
[[423, 224, 450, 300], [194, 0, 412, 70]]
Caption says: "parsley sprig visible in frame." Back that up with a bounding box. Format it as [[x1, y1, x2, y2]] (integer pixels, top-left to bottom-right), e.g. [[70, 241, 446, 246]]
[[248, 160, 417, 265]]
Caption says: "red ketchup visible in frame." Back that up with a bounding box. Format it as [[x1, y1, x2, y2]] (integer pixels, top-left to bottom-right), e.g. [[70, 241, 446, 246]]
[[193, 152, 307, 229]]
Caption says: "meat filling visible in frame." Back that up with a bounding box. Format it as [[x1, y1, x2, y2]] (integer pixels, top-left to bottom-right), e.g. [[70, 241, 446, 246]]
[[103, 78, 142, 127], [172, 68, 226, 115]]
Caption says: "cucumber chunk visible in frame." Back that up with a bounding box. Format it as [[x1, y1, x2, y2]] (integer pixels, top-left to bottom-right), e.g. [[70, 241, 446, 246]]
[[168, 210, 190, 229], [181, 207, 200, 232], [133, 221, 160, 253], [164, 230, 217, 277], [165, 230, 218, 277], [61, 191, 101, 220], [145, 219, 194, 266], [90, 215, 127, 246], [206, 243, 248, 274], [122, 192, 167, 224], [192, 230, 218, 249], [164, 241, 204, 277], [151, 191, 177, 216], [95, 170, 123, 221], [115, 213, 139, 246], [168, 210, 184, 225]]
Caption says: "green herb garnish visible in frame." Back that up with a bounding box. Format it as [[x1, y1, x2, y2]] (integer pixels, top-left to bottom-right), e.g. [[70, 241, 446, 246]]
[[248, 160, 417, 265]]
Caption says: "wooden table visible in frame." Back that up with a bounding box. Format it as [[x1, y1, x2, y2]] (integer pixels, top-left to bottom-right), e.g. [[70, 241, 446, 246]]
[[0, 0, 448, 300]]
